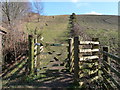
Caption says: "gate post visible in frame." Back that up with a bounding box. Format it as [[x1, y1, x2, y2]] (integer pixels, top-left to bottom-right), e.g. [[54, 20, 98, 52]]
[[28, 35, 34, 75], [74, 36, 79, 84]]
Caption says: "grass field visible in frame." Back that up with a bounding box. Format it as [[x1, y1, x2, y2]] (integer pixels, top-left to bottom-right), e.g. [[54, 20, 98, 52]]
[[25, 14, 118, 46], [26, 15, 69, 43]]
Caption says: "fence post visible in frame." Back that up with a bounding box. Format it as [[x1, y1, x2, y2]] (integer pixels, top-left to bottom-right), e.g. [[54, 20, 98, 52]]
[[68, 38, 73, 71], [28, 35, 34, 75], [103, 46, 110, 73], [74, 36, 79, 84]]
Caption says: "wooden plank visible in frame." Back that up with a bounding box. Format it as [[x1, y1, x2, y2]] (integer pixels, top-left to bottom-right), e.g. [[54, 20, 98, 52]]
[[102, 51, 120, 64], [103, 61, 120, 78], [79, 41, 99, 45], [45, 43, 68, 47], [79, 49, 99, 53], [80, 56, 99, 61]]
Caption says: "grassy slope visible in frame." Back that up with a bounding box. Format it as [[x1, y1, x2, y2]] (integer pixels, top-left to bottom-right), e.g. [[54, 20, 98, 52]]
[[25, 14, 118, 53], [26, 15, 69, 43], [76, 15, 118, 53], [24, 14, 118, 69], [26, 14, 118, 44]]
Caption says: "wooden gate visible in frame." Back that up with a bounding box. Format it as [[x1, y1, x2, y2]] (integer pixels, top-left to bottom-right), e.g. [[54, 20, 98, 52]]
[[28, 35, 68, 75], [67, 36, 100, 85]]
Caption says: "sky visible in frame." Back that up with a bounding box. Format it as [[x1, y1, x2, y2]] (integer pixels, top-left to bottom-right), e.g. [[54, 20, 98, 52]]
[[29, 1, 119, 16]]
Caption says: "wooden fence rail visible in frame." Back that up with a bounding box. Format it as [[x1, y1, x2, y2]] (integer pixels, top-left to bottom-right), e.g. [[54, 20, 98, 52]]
[[101, 46, 120, 89]]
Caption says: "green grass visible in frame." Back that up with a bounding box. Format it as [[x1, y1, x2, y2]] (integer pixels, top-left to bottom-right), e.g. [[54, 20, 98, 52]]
[[26, 15, 69, 43]]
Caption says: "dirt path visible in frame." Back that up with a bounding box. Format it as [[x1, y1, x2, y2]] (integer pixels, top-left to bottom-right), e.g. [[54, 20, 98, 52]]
[[3, 59, 74, 88]]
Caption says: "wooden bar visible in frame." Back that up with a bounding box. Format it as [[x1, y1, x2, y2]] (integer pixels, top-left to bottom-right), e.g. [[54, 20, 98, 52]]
[[45, 43, 68, 47], [79, 56, 99, 61], [73, 37, 79, 84], [79, 41, 99, 45], [103, 61, 120, 78], [79, 49, 99, 53], [102, 51, 120, 64]]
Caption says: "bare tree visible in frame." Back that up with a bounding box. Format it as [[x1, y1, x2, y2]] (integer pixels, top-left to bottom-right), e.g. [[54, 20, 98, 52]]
[[31, 0, 43, 22], [1, 1, 31, 64], [1, 1, 30, 25]]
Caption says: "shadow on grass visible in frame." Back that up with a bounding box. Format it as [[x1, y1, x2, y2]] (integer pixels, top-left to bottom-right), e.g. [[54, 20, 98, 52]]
[[2, 56, 26, 78], [6, 69, 74, 88], [3, 62, 27, 80]]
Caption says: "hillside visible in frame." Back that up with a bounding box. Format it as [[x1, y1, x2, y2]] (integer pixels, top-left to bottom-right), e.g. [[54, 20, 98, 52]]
[[25, 14, 118, 53], [77, 15, 118, 30]]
